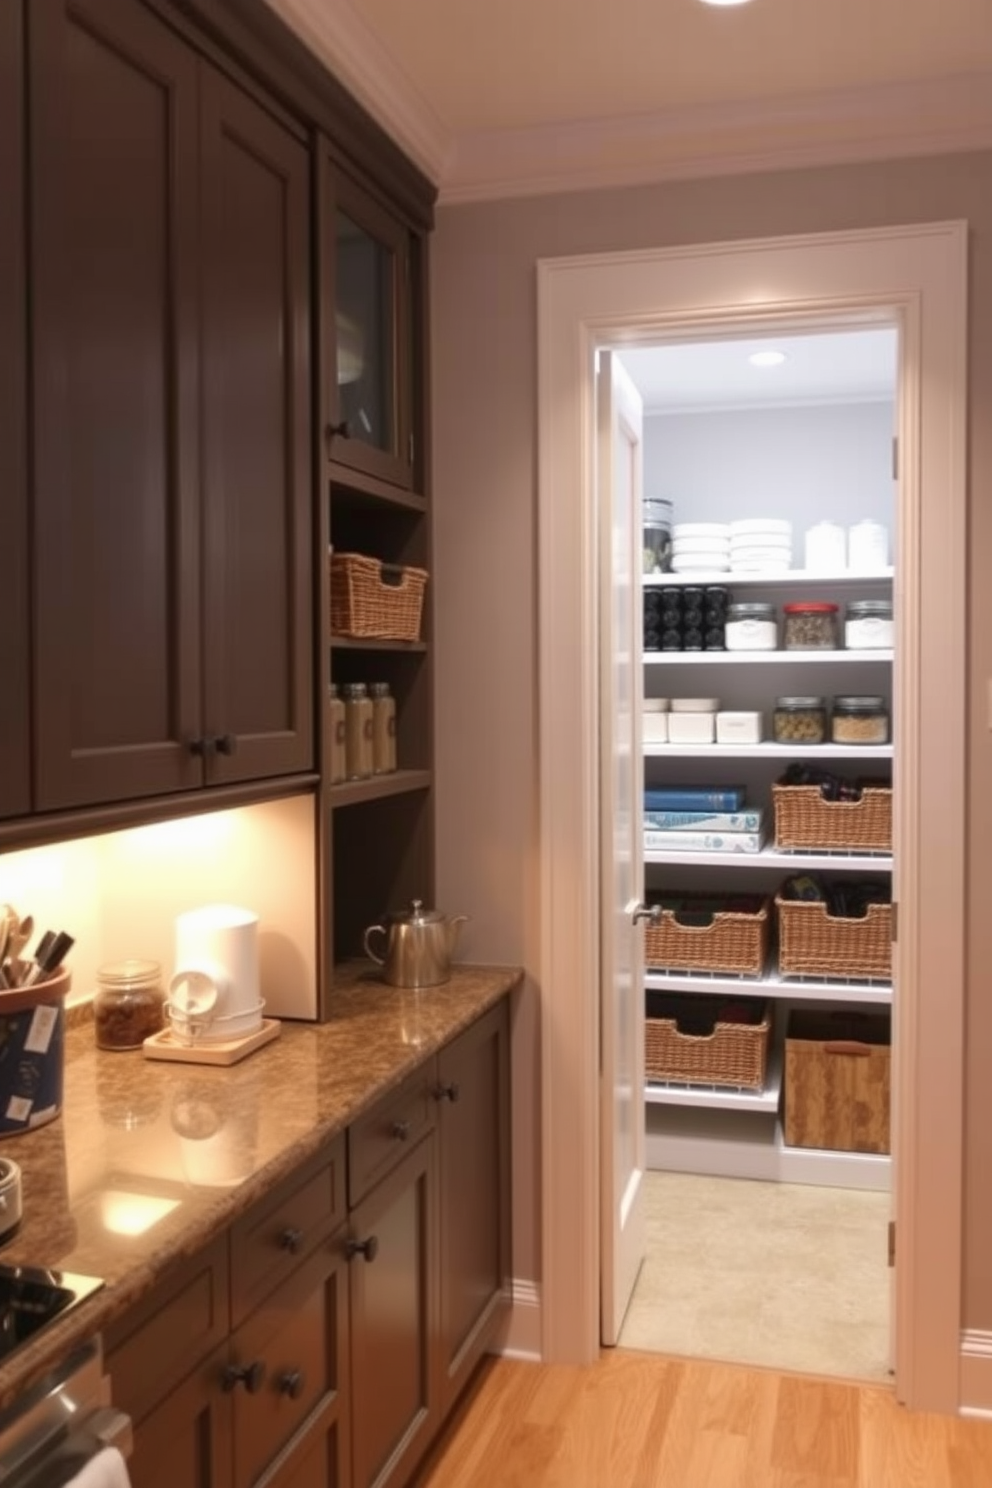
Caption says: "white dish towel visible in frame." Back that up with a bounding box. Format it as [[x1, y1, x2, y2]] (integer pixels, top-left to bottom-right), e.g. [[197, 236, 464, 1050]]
[[64, 1447, 132, 1488]]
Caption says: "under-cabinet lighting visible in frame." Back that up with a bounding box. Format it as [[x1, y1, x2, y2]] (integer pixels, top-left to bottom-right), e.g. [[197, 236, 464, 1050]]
[[699, 0, 755, 7], [748, 350, 787, 367]]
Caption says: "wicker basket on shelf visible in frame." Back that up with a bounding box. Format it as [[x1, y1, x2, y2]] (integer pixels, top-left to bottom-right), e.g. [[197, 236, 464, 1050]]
[[775, 896, 892, 980], [644, 897, 770, 977], [330, 552, 428, 641], [772, 783, 892, 853], [645, 994, 771, 1090]]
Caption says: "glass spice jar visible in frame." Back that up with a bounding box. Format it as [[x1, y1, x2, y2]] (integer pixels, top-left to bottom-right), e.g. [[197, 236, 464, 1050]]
[[343, 682, 374, 779], [94, 958, 165, 1050], [773, 696, 827, 744], [369, 682, 397, 774], [328, 683, 346, 784], [782, 601, 840, 650]]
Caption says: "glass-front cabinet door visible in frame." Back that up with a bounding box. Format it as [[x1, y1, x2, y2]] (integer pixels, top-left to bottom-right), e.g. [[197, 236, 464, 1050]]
[[323, 161, 415, 491]]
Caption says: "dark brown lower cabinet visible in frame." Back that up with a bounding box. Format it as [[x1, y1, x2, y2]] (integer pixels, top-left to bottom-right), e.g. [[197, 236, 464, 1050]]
[[435, 1001, 511, 1415], [347, 1137, 436, 1488], [109, 1000, 510, 1488]]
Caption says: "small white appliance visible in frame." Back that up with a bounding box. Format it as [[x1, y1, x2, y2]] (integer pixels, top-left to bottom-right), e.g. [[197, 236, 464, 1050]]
[[167, 904, 263, 1045]]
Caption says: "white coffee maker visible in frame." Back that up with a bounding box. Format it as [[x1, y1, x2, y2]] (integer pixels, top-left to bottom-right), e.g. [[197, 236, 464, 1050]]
[[167, 904, 264, 1045]]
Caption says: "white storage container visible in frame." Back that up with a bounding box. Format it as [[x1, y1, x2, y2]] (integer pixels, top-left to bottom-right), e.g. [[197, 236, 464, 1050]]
[[716, 711, 763, 745], [848, 520, 889, 572], [669, 697, 719, 713], [804, 521, 846, 572], [643, 698, 670, 743], [668, 711, 716, 744], [845, 600, 894, 649]]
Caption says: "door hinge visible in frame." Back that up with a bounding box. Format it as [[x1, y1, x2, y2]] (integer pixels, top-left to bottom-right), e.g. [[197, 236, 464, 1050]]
[[891, 902, 898, 943], [888, 1219, 896, 1268], [892, 435, 899, 481]]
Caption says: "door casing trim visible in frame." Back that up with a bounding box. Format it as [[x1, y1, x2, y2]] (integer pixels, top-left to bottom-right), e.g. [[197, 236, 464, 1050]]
[[536, 221, 968, 1412]]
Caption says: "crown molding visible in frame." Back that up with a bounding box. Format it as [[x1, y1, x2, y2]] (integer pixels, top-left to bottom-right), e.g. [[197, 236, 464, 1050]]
[[260, 3, 992, 204], [440, 72, 992, 203], [260, 0, 450, 182]]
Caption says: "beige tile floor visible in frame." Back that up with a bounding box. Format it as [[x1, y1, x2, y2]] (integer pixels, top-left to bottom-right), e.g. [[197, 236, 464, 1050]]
[[618, 1170, 891, 1382]]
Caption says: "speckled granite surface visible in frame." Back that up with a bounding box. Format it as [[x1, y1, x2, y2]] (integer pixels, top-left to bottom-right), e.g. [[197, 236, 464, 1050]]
[[0, 961, 520, 1410]]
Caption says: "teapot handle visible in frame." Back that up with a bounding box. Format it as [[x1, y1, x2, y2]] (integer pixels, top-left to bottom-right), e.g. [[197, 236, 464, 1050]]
[[363, 924, 387, 966]]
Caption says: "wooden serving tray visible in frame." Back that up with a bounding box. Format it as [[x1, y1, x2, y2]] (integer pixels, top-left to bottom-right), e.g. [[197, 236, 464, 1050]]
[[142, 1018, 280, 1066]]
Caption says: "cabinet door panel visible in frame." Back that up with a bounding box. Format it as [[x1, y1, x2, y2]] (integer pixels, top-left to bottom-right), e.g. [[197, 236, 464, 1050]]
[[349, 1137, 436, 1488], [0, 0, 29, 818], [200, 68, 314, 783], [436, 999, 511, 1411], [30, 0, 202, 808], [126, 1341, 233, 1488]]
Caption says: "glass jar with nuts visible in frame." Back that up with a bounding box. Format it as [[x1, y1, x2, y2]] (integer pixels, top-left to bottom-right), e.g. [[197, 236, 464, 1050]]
[[94, 958, 165, 1050], [773, 696, 827, 744]]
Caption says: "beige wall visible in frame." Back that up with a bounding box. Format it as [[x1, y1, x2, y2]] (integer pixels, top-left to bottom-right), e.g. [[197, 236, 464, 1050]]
[[430, 148, 992, 1330]]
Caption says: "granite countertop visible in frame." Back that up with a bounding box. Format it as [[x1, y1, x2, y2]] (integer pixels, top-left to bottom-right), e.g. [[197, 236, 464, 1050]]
[[0, 961, 521, 1409]]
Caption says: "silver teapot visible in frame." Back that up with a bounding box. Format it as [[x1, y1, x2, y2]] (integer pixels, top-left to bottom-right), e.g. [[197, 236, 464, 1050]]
[[363, 899, 469, 988]]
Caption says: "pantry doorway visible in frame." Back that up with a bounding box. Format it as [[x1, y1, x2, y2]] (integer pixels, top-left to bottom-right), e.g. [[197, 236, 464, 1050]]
[[536, 223, 967, 1411]]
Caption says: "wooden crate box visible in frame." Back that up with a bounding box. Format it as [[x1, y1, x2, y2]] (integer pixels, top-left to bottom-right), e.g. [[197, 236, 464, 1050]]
[[784, 1009, 891, 1154]]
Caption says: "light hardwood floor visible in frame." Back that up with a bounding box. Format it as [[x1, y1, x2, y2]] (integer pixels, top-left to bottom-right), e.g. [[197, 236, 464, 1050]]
[[411, 1351, 992, 1488]]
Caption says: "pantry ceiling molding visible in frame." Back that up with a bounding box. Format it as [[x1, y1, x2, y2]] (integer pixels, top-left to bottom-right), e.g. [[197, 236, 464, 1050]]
[[261, 0, 992, 201]]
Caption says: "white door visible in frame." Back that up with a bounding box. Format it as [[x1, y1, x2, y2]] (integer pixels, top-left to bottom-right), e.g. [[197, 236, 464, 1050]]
[[597, 349, 648, 1344]]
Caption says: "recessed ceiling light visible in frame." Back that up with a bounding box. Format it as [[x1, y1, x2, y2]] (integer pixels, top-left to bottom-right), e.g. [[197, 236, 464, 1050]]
[[749, 350, 787, 367], [699, 0, 756, 7]]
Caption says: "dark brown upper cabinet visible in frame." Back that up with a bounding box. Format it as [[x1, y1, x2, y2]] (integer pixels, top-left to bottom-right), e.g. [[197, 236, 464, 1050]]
[[29, 0, 313, 813], [321, 156, 418, 494], [0, 3, 30, 821]]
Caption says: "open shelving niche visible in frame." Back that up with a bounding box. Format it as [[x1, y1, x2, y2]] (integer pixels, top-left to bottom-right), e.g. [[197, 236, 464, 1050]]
[[642, 565, 893, 1192], [326, 470, 434, 976]]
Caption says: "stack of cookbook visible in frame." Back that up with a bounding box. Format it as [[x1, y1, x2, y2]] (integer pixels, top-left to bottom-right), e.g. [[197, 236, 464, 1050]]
[[644, 785, 765, 853]]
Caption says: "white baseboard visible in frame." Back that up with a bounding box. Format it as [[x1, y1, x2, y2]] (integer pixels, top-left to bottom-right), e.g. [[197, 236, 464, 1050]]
[[492, 1279, 541, 1361], [960, 1330, 992, 1414]]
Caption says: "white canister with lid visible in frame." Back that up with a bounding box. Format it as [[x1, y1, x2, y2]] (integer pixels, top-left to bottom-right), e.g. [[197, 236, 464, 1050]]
[[848, 520, 889, 573], [725, 602, 778, 651], [804, 521, 846, 572]]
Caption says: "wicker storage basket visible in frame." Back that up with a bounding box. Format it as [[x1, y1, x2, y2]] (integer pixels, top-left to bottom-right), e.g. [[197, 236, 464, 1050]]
[[645, 993, 771, 1090], [330, 552, 428, 641], [644, 897, 770, 977], [784, 1009, 891, 1153], [772, 783, 892, 853], [775, 896, 892, 980]]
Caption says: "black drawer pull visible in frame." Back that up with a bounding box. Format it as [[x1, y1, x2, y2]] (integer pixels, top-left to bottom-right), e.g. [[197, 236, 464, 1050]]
[[434, 1082, 460, 1103], [279, 1226, 304, 1255], [346, 1235, 379, 1263], [223, 1360, 266, 1394], [215, 733, 237, 755], [278, 1369, 305, 1400], [189, 737, 210, 757], [391, 1119, 411, 1141]]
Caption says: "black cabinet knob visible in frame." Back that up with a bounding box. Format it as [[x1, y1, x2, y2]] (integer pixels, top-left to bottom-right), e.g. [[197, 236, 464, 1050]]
[[326, 418, 351, 442], [391, 1119, 411, 1141], [346, 1235, 379, 1263], [223, 1360, 266, 1394], [278, 1369, 305, 1400], [189, 737, 210, 757], [434, 1082, 460, 1103], [279, 1226, 304, 1255], [215, 733, 237, 756]]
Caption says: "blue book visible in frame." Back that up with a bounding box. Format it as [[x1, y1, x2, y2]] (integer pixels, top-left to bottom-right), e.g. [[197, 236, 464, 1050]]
[[644, 785, 746, 812]]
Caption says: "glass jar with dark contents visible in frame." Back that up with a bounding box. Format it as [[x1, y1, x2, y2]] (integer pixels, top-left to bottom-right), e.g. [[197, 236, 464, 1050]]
[[94, 958, 165, 1050]]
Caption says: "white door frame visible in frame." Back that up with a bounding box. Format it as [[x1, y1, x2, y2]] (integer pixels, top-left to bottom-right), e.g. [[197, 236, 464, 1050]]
[[536, 222, 967, 1413]]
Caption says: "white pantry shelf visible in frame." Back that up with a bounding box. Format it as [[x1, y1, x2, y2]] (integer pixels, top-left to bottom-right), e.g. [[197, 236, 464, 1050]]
[[644, 649, 892, 665], [644, 965, 892, 1006], [643, 568, 894, 589], [644, 844, 892, 870], [644, 1048, 783, 1113], [642, 742, 893, 760]]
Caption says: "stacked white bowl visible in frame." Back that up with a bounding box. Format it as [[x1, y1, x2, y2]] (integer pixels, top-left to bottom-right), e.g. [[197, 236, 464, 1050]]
[[728, 518, 793, 573], [671, 522, 730, 573]]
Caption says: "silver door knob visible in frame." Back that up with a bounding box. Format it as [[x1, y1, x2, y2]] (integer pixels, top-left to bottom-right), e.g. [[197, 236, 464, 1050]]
[[630, 902, 662, 926]]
